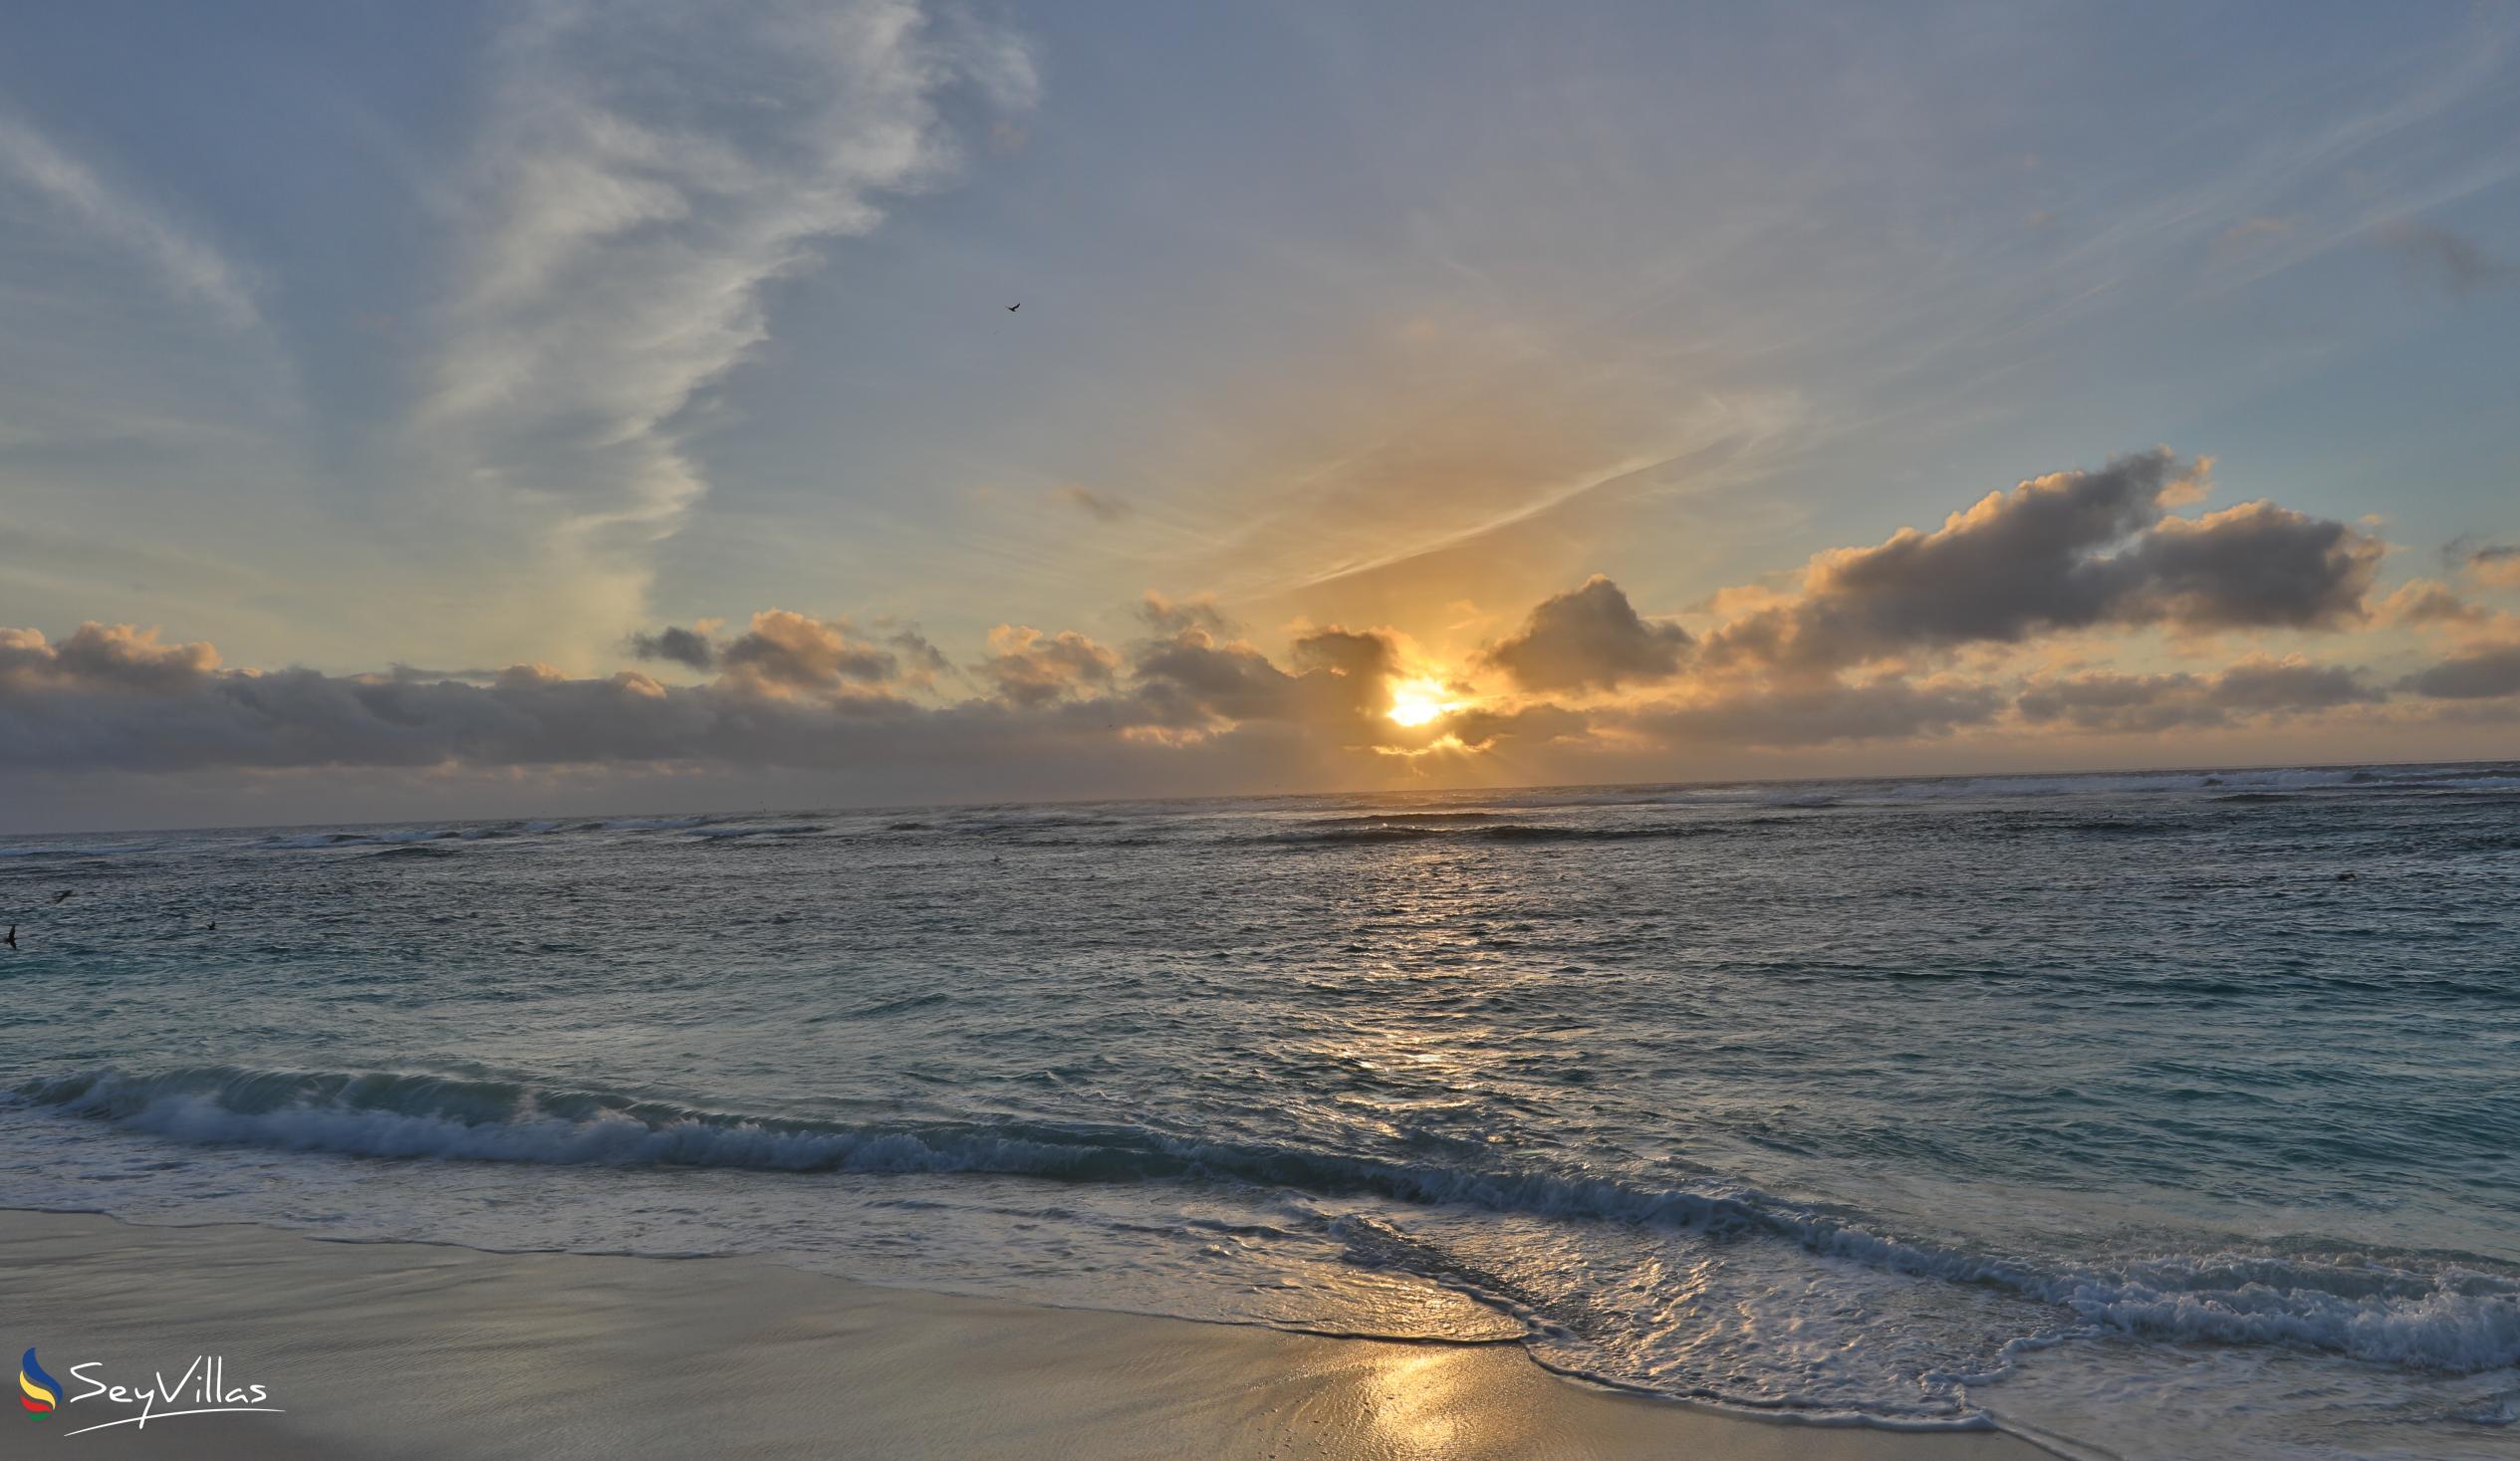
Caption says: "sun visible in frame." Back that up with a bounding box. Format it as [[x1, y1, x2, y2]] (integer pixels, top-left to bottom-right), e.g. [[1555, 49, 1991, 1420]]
[[1386, 677, 1461, 727]]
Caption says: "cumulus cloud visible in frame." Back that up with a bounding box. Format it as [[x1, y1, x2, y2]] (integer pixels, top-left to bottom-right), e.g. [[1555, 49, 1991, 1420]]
[[717, 610, 906, 693], [1, 662, 879, 775], [2398, 643, 2520, 700], [1129, 632, 1295, 728], [1627, 678, 2003, 747], [1480, 576, 1691, 691], [980, 625, 1120, 705], [885, 627, 952, 688], [2115, 502, 2380, 629], [2017, 658, 2381, 734], [0, 610, 1419, 780], [1130, 623, 1403, 731], [629, 624, 716, 670], [0, 622, 220, 692], [1700, 450, 2380, 671]]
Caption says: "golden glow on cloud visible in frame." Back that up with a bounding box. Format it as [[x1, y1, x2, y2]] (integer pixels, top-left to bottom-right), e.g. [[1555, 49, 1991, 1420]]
[[1386, 676, 1463, 726]]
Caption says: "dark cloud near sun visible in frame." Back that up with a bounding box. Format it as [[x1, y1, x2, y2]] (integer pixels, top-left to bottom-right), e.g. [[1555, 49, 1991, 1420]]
[[1130, 632, 1297, 727], [1444, 702, 1592, 751], [1129, 621, 1398, 730], [1480, 576, 1691, 692]]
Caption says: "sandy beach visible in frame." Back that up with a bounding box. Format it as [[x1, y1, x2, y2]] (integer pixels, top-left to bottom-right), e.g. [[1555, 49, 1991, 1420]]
[[1, 1210, 2054, 1459]]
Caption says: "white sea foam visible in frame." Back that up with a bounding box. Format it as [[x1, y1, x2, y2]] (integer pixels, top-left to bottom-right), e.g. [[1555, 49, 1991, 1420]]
[[20, 1065, 2519, 1378]]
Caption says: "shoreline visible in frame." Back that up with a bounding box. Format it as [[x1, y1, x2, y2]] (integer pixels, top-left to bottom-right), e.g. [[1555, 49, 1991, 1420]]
[[1, 1208, 2057, 1459]]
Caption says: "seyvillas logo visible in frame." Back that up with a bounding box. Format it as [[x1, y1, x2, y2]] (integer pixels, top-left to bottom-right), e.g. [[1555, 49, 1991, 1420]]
[[16, 1347, 283, 1437], [19, 1349, 60, 1417]]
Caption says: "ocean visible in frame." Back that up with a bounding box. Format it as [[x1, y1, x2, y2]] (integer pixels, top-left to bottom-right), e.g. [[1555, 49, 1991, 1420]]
[[3, 762, 2515, 1459]]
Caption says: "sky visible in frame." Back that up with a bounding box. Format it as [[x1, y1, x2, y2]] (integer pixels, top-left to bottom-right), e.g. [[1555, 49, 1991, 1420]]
[[3, 0, 2518, 833]]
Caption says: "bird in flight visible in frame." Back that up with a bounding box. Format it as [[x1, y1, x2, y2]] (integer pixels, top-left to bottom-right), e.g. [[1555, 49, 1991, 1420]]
[[1006, 303, 1020, 312], [4, 924, 14, 949], [50, 890, 71, 903]]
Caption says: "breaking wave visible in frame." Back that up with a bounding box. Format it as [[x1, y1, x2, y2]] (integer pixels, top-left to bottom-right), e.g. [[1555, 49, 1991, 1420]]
[[17, 1064, 2518, 1377]]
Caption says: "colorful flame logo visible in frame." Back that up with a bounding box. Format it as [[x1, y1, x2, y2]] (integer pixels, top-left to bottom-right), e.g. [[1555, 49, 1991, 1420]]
[[19, 1348, 60, 1417]]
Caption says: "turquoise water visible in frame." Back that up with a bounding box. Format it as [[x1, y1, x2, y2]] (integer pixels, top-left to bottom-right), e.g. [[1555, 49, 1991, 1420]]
[[3, 763, 2516, 1458]]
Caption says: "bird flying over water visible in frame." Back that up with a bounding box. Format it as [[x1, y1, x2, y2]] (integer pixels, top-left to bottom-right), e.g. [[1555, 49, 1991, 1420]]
[[50, 890, 71, 903], [4, 924, 14, 949]]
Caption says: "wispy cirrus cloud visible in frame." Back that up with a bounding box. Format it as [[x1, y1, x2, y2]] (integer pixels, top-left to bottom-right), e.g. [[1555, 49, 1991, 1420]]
[[414, 0, 1037, 656], [0, 114, 262, 331]]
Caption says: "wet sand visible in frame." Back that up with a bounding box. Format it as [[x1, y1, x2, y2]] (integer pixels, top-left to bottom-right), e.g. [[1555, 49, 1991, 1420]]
[[1, 1210, 2054, 1459]]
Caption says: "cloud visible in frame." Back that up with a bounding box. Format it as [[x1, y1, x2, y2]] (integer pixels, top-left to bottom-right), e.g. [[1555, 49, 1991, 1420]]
[[0, 447, 2490, 816], [1051, 485, 1131, 523], [717, 609, 906, 694], [0, 115, 261, 329], [418, 0, 1037, 651], [2017, 658, 2380, 734], [1700, 450, 2380, 671], [2459, 543, 2520, 591], [1626, 678, 2003, 748], [0, 622, 220, 693], [1442, 702, 1592, 751], [884, 627, 952, 688], [2398, 642, 2520, 700], [1129, 631, 1297, 728], [0, 609, 1415, 781], [1127, 622, 1399, 732], [980, 625, 1120, 705], [1136, 592, 1231, 638], [2375, 580, 2484, 626], [2380, 220, 2520, 297], [2116, 501, 2382, 630], [2211, 659, 2384, 713], [629, 624, 716, 670], [1480, 576, 1691, 692]]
